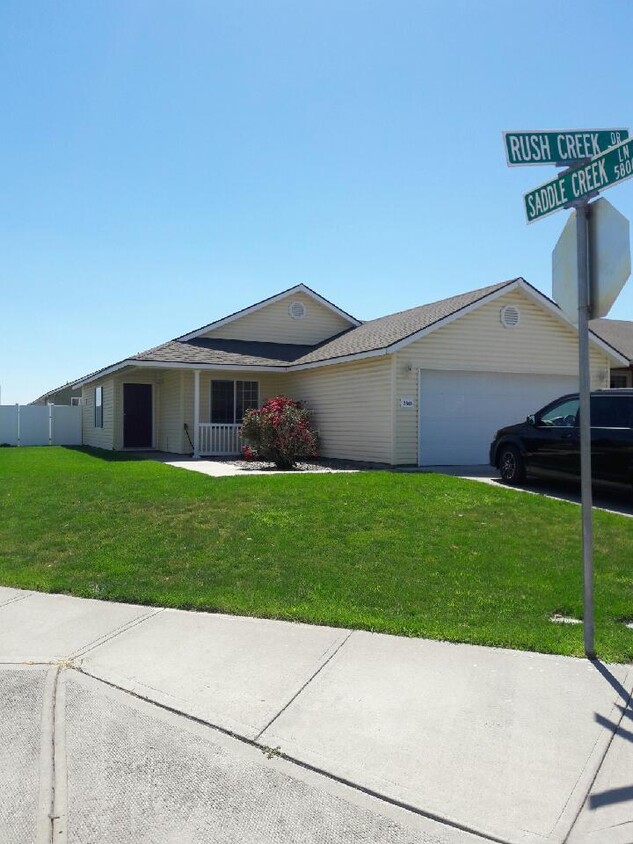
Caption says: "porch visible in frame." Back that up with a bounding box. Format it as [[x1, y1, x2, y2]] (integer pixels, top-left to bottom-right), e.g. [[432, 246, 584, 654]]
[[189, 368, 283, 458], [196, 423, 243, 457]]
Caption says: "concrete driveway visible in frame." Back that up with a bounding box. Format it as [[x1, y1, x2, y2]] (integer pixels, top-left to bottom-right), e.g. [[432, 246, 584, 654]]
[[2, 587, 633, 843]]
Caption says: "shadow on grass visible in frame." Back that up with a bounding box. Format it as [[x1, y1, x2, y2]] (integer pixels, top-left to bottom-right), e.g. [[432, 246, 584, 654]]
[[62, 445, 175, 463]]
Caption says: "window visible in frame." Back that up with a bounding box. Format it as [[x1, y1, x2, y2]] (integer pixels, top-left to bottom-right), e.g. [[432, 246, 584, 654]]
[[590, 395, 632, 428], [94, 386, 103, 428], [538, 398, 579, 427], [611, 373, 629, 388], [210, 380, 258, 423]]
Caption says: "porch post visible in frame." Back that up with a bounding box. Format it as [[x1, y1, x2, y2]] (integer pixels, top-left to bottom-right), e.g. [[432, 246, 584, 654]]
[[193, 369, 201, 459]]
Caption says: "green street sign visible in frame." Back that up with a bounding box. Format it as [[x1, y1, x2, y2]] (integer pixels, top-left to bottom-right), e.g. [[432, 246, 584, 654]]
[[524, 136, 633, 223], [504, 129, 629, 167]]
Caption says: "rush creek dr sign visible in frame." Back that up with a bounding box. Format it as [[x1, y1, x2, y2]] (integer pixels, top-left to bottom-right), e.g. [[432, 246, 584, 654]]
[[504, 129, 628, 167], [524, 136, 633, 223]]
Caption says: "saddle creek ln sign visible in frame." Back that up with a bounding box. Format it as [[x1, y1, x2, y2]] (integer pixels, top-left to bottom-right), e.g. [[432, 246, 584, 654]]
[[504, 129, 628, 166], [524, 136, 633, 223]]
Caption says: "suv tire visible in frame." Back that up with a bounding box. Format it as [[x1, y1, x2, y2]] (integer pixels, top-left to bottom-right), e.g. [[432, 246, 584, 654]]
[[498, 445, 526, 484]]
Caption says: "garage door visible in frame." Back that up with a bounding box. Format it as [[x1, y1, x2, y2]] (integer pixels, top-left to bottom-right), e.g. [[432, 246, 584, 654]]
[[418, 370, 579, 465]]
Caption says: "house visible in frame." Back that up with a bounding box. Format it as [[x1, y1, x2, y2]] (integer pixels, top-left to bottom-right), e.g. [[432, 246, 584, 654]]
[[49, 278, 627, 466], [589, 318, 633, 387], [31, 383, 83, 406]]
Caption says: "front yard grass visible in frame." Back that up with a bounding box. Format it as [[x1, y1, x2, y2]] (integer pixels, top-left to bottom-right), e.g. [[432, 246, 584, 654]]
[[1, 447, 632, 662]]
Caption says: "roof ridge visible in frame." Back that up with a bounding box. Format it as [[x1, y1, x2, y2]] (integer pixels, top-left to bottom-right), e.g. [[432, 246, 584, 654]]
[[359, 278, 519, 325]]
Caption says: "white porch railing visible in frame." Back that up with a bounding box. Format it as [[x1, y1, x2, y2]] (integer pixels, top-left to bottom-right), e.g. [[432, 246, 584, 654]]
[[198, 423, 243, 456]]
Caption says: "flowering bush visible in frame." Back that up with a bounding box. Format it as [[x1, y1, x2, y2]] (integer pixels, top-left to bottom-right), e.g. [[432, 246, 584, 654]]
[[241, 396, 319, 470]]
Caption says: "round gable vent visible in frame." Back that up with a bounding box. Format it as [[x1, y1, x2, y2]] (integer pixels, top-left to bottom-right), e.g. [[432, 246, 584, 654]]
[[288, 301, 307, 319], [500, 304, 520, 328]]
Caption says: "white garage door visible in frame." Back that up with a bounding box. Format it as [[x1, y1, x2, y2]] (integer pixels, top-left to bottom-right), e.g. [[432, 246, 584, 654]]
[[418, 370, 579, 465]]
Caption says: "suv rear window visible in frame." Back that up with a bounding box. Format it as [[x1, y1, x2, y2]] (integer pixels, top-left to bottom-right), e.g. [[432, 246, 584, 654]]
[[590, 395, 633, 428]]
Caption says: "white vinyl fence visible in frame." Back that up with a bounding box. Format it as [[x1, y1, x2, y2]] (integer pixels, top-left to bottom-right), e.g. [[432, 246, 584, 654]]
[[0, 405, 82, 447]]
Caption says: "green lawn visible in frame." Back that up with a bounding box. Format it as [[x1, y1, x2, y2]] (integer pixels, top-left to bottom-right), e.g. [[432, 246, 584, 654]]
[[1, 446, 632, 661]]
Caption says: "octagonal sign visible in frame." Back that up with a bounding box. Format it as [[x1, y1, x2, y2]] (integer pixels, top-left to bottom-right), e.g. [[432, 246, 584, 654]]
[[552, 198, 631, 323]]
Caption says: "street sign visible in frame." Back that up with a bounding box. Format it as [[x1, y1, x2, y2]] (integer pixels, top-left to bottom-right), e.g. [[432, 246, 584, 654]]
[[524, 136, 633, 223], [552, 198, 631, 323], [504, 129, 629, 167]]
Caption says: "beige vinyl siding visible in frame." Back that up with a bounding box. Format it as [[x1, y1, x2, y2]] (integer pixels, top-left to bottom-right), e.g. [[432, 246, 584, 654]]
[[285, 357, 393, 463], [201, 291, 353, 345], [81, 379, 115, 450], [392, 289, 612, 464], [156, 370, 186, 453]]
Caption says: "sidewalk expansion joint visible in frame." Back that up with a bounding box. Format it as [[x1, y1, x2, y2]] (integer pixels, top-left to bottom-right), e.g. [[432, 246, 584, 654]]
[[36, 665, 59, 844], [74, 665, 509, 844], [0, 592, 32, 609], [561, 664, 633, 844], [51, 666, 68, 844], [70, 607, 165, 660], [253, 629, 354, 743]]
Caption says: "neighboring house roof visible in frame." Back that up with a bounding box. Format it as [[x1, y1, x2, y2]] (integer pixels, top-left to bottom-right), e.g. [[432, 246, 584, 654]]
[[589, 318, 633, 363], [30, 382, 83, 405], [65, 277, 628, 389]]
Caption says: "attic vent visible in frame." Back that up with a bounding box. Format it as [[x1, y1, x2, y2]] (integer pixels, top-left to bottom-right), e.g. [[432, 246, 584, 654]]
[[288, 301, 307, 320], [500, 304, 520, 328]]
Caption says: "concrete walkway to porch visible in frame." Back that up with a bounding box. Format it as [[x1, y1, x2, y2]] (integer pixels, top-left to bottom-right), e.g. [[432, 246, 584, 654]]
[[142, 452, 362, 477]]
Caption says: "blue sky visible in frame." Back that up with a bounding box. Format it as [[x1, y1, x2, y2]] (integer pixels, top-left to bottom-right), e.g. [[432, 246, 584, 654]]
[[2, 0, 633, 403]]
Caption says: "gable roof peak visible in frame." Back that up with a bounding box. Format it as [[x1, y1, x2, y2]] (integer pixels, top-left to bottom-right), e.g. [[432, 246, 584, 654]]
[[176, 283, 360, 342]]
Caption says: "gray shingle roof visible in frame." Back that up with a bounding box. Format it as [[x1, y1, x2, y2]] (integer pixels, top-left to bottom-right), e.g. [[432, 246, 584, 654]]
[[43, 277, 529, 395], [589, 318, 633, 363], [132, 338, 315, 368], [129, 279, 517, 369], [292, 280, 516, 365]]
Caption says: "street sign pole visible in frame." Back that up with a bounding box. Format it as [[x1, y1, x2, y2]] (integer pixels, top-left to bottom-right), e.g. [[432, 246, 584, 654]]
[[575, 200, 595, 658], [508, 125, 632, 661]]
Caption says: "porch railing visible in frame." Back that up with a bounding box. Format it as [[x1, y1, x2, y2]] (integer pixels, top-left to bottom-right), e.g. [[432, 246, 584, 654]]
[[198, 423, 243, 456]]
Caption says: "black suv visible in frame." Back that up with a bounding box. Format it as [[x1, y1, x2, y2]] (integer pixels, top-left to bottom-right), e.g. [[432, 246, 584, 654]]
[[489, 389, 633, 489]]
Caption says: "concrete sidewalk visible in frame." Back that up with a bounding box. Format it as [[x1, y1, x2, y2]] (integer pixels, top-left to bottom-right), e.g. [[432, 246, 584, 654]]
[[1, 588, 632, 843]]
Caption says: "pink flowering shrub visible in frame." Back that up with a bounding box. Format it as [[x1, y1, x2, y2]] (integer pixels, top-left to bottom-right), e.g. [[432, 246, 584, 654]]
[[241, 396, 319, 470]]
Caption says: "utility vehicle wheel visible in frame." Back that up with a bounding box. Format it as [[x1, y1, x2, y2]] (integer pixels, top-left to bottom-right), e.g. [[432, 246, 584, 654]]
[[498, 445, 525, 484]]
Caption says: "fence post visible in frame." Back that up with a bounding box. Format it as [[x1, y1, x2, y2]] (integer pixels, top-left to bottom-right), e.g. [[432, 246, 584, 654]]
[[48, 404, 53, 446], [16, 404, 20, 447]]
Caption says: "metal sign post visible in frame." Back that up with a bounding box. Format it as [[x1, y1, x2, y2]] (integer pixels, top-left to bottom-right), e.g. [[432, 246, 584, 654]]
[[575, 201, 595, 658], [505, 126, 632, 659]]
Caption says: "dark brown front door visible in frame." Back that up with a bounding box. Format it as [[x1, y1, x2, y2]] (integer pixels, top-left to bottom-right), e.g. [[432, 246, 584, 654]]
[[123, 383, 153, 448]]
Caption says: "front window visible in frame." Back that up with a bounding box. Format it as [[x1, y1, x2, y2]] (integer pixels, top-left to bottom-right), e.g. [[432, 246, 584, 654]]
[[611, 373, 629, 388], [538, 398, 579, 427], [210, 380, 258, 424]]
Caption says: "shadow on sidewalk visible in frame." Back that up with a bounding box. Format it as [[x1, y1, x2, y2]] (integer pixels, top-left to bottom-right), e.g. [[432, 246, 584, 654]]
[[589, 660, 633, 809]]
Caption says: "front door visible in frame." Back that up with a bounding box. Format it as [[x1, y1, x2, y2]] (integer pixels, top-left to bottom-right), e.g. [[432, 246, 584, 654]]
[[123, 383, 153, 448]]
